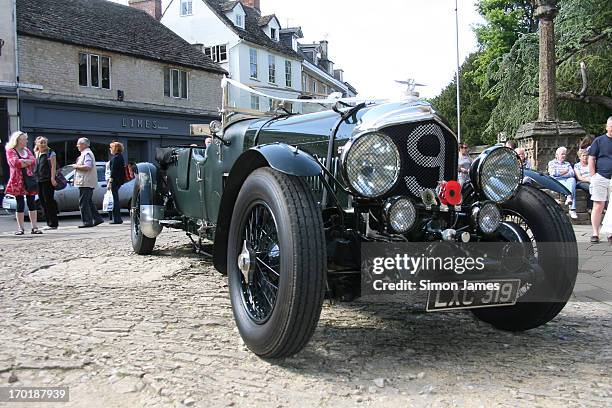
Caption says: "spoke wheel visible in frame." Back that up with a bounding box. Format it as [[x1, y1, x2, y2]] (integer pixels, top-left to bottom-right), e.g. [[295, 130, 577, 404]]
[[227, 167, 326, 358], [239, 201, 281, 324], [472, 186, 578, 331]]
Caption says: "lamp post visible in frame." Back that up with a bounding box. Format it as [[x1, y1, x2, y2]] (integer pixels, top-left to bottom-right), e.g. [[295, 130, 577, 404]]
[[454, 0, 461, 143]]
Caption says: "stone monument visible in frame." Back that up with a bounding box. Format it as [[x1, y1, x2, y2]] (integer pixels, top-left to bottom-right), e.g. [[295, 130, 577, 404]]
[[515, 0, 586, 172]]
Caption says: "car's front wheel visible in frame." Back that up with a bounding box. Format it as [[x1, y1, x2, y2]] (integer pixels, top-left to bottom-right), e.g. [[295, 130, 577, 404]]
[[227, 168, 326, 358], [131, 189, 156, 255], [472, 186, 578, 331]]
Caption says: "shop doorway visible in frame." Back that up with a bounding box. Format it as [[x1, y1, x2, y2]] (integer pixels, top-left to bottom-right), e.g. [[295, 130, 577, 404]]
[[127, 140, 148, 164], [0, 100, 9, 183]]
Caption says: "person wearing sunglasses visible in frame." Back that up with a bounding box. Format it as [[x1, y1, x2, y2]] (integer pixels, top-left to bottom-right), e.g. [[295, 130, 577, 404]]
[[458, 144, 472, 186]]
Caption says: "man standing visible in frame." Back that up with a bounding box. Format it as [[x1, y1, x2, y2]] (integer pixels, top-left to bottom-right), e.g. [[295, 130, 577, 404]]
[[73, 138, 104, 228], [588, 117, 612, 243]]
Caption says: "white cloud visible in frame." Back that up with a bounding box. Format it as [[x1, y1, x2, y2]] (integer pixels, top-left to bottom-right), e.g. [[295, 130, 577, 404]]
[[110, 0, 484, 99]]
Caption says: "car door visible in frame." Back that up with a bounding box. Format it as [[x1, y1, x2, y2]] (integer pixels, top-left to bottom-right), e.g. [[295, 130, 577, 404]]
[[55, 170, 79, 212], [92, 165, 108, 209]]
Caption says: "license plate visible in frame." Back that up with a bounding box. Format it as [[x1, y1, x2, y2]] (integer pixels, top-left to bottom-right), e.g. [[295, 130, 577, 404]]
[[426, 279, 520, 311]]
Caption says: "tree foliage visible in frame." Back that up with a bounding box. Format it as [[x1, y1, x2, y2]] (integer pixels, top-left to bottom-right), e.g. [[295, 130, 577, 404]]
[[473, 0, 538, 85], [430, 53, 496, 147], [482, 0, 612, 142], [432, 0, 611, 145]]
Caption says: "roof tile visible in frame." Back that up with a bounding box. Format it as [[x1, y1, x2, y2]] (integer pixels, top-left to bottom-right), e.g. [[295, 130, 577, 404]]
[[16, 0, 227, 74]]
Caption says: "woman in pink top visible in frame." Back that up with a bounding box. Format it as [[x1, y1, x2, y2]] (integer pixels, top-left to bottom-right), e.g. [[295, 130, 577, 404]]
[[5, 131, 42, 234]]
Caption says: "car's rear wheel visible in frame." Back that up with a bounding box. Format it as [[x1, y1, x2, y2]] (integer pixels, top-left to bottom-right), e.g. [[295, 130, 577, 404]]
[[227, 168, 326, 358], [131, 189, 156, 255], [472, 186, 578, 331]]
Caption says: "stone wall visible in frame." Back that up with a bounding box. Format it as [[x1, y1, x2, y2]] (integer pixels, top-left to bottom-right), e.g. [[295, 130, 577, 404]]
[[516, 120, 586, 172], [17, 36, 223, 115]]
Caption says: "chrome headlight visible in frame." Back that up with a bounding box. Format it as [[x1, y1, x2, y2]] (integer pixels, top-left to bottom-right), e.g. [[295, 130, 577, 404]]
[[472, 202, 502, 234], [471, 146, 522, 203], [384, 197, 417, 233], [341, 132, 400, 198]]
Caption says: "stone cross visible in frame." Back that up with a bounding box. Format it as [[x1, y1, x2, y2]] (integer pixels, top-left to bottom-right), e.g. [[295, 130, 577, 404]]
[[535, 0, 559, 121]]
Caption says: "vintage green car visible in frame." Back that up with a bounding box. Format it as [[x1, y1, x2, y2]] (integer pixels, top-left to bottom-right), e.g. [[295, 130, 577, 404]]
[[130, 96, 578, 358]]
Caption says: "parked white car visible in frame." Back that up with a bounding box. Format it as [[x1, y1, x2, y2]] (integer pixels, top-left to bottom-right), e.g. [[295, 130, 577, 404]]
[[2, 162, 135, 215]]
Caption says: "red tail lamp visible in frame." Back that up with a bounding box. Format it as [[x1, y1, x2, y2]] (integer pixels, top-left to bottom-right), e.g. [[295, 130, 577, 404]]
[[437, 181, 462, 206]]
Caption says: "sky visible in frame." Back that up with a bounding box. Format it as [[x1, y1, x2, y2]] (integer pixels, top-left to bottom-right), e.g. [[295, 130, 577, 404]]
[[110, 0, 485, 99]]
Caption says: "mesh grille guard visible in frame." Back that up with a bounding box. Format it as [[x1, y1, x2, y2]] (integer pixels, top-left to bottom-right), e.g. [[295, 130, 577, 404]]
[[382, 121, 458, 200]]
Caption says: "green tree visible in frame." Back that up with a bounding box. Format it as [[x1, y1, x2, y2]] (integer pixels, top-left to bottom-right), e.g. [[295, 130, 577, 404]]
[[473, 0, 538, 86], [482, 0, 612, 142], [430, 53, 496, 147]]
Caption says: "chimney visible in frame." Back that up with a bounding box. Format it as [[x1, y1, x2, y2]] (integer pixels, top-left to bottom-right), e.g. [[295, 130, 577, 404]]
[[319, 40, 328, 60], [128, 0, 162, 20], [241, 0, 261, 12], [334, 69, 344, 82]]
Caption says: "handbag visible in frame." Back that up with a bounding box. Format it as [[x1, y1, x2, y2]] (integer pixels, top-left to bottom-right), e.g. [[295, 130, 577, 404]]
[[21, 168, 37, 192], [54, 170, 68, 191], [102, 190, 114, 212], [14, 149, 37, 193]]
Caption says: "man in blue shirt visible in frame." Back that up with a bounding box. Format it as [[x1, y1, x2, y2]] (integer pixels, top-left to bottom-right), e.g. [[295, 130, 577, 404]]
[[588, 117, 612, 243]]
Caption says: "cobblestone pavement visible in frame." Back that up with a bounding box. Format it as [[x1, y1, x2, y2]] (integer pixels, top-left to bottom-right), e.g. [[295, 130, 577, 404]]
[[0, 222, 610, 408]]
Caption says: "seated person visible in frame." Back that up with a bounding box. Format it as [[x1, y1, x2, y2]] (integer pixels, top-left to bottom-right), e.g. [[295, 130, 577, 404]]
[[515, 147, 533, 185], [548, 146, 577, 219], [574, 149, 593, 212]]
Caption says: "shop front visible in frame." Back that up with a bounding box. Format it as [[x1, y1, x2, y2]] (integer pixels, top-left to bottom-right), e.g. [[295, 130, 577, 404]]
[[19, 98, 217, 167]]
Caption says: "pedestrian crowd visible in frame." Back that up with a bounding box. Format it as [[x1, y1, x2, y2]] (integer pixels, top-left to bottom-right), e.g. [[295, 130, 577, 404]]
[[457, 117, 612, 241], [4, 132, 130, 235]]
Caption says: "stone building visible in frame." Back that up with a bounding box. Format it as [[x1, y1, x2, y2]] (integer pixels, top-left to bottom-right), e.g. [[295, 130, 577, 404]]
[[160, 0, 303, 112], [8, 0, 225, 169], [0, 0, 19, 183], [296, 40, 358, 113]]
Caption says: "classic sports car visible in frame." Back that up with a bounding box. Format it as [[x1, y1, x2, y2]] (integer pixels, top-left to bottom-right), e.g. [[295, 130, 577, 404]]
[[2, 163, 134, 215], [130, 89, 577, 359]]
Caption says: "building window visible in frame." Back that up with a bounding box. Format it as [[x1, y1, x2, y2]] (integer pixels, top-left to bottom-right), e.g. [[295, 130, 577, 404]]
[[164, 68, 188, 99], [250, 95, 260, 110], [268, 55, 276, 83], [204, 45, 228, 63], [302, 74, 306, 92], [235, 14, 243, 27], [249, 49, 258, 79], [270, 28, 277, 40], [285, 60, 292, 87], [311, 80, 317, 94], [180, 0, 192, 16], [78, 52, 110, 89]]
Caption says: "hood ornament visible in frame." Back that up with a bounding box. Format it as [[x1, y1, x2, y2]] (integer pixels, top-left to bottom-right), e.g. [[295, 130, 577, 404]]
[[395, 78, 426, 99]]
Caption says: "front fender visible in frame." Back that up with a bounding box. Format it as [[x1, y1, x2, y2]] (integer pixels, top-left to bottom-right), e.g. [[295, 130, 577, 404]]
[[212, 144, 322, 275], [134, 163, 164, 238], [251, 143, 322, 177], [524, 169, 571, 196]]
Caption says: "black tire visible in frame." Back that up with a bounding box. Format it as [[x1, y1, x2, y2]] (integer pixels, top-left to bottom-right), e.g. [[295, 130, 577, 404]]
[[227, 168, 326, 358], [472, 186, 578, 331], [131, 189, 156, 255]]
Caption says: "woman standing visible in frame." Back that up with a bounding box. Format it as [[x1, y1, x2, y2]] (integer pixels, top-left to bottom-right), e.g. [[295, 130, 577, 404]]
[[457, 143, 472, 186], [108, 141, 126, 224], [34, 136, 59, 229], [5, 131, 42, 234]]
